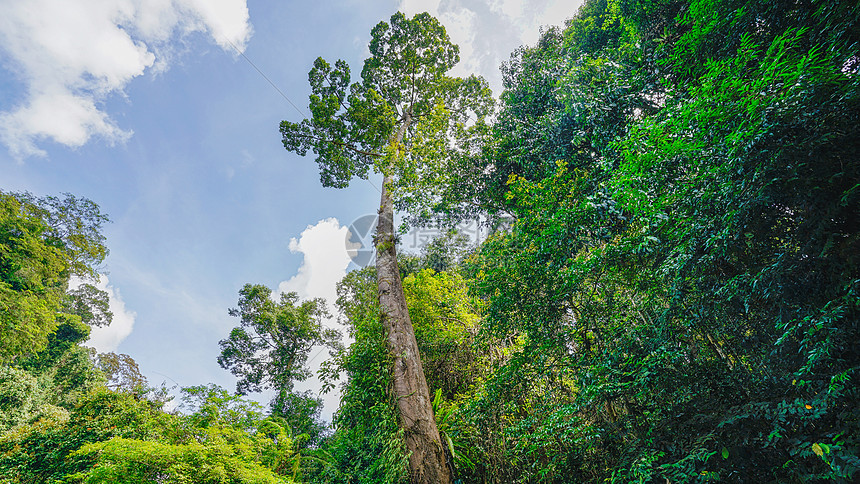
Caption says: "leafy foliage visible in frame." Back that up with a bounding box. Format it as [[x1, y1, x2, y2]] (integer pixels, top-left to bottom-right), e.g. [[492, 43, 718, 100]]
[[0, 191, 110, 361], [1, 384, 302, 484], [280, 11, 493, 226], [69, 436, 290, 484], [95, 352, 149, 394], [438, 0, 860, 481], [218, 284, 335, 396], [217, 284, 339, 448]]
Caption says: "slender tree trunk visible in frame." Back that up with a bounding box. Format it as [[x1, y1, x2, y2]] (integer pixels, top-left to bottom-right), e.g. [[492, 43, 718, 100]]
[[376, 111, 453, 484]]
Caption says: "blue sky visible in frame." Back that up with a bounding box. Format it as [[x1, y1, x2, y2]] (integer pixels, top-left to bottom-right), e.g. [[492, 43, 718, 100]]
[[0, 0, 577, 421]]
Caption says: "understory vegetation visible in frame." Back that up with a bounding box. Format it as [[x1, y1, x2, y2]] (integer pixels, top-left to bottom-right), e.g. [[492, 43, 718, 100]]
[[2, 0, 858, 482]]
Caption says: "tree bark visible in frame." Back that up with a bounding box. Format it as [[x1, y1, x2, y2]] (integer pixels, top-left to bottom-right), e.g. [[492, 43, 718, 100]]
[[376, 110, 453, 484]]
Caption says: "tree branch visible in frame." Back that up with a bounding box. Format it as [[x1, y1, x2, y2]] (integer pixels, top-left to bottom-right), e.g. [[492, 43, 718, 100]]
[[294, 132, 383, 158]]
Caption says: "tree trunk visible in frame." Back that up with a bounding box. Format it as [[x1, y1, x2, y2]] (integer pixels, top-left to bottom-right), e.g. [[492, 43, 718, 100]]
[[376, 111, 453, 484]]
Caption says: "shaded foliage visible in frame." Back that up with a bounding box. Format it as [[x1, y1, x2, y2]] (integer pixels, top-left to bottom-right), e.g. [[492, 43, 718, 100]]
[[441, 0, 860, 481]]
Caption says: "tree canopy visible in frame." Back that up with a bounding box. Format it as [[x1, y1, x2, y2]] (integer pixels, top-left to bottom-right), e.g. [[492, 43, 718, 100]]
[[0, 191, 110, 361]]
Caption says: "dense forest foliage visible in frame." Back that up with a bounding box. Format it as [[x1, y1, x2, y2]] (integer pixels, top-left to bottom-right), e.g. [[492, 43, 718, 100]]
[[1, 0, 858, 482]]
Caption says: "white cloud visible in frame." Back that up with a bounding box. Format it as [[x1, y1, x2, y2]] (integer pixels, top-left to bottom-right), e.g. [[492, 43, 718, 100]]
[[0, 0, 251, 158], [183, 0, 252, 51], [277, 218, 353, 303], [83, 275, 138, 353], [397, 0, 580, 94]]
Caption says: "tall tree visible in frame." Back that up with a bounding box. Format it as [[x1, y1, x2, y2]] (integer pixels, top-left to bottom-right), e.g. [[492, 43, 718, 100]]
[[280, 12, 491, 483]]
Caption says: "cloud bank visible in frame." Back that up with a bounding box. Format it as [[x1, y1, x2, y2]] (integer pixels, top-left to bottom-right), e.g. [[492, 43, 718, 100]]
[[0, 0, 252, 158], [398, 0, 579, 94], [84, 275, 138, 353]]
